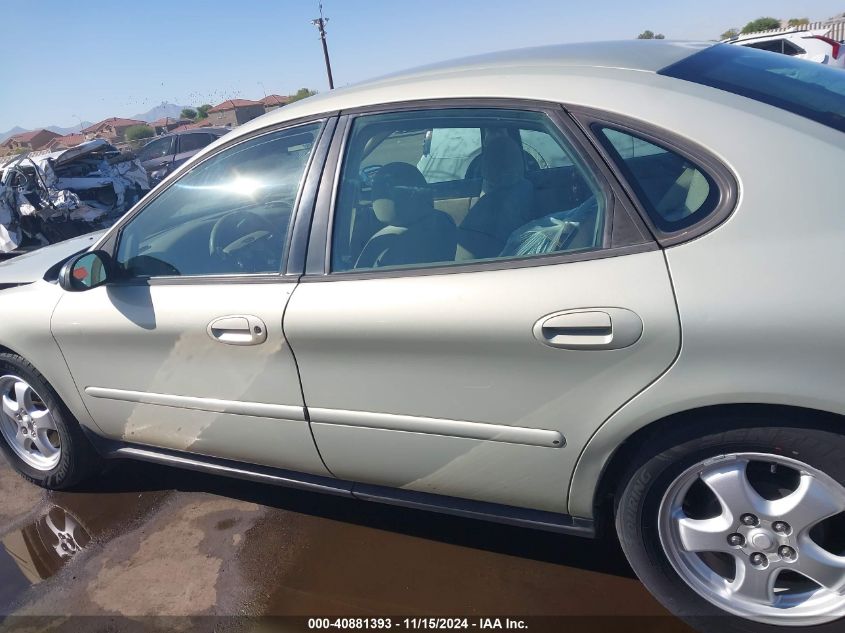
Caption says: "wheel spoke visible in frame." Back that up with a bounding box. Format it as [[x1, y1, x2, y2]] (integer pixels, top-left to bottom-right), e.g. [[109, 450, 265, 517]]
[[730, 558, 777, 605], [774, 474, 845, 530], [30, 409, 57, 431], [1, 394, 17, 420], [14, 381, 33, 411], [700, 460, 770, 519], [677, 514, 733, 553], [31, 429, 58, 459], [796, 539, 845, 593]]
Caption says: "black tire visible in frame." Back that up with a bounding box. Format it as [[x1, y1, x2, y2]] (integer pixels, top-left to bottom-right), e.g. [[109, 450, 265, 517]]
[[0, 352, 101, 489], [616, 423, 845, 633]]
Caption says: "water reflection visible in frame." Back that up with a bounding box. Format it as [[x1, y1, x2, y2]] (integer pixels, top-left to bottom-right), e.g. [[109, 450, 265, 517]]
[[2, 506, 92, 585]]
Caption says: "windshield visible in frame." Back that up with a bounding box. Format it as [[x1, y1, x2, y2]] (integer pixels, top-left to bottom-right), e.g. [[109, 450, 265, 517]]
[[659, 43, 845, 133]]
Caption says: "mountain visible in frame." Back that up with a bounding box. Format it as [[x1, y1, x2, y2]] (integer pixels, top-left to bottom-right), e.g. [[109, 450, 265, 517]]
[[0, 126, 28, 143], [130, 102, 190, 123], [46, 123, 93, 136], [1, 102, 188, 143]]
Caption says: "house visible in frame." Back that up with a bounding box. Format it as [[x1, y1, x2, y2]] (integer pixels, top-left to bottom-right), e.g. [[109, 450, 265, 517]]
[[149, 117, 190, 135], [207, 99, 265, 128], [82, 117, 147, 142], [1, 129, 62, 155], [261, 94, 290, 113], [43, 133, 87, 151]]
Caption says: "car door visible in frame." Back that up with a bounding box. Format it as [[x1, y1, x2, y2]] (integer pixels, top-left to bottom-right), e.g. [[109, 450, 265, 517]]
[[138, 135, 176, 173], [284, 103, 681, 514], [174, 133, 213, 169], [51, 118, 334, 475]]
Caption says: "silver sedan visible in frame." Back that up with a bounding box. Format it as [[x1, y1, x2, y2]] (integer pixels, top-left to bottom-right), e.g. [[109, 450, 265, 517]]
[[1, 40, 844, 631]]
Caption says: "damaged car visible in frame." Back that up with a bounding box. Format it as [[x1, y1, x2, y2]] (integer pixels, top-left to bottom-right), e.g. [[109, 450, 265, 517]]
[[0, 139, 149, 258]]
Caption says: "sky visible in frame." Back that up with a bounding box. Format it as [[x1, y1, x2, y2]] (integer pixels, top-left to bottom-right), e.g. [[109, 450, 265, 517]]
[[2, 0, 844, 131]]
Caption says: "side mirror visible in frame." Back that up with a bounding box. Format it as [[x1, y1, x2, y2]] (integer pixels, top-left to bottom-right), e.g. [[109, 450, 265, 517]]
[[59, 250, 114, 292]]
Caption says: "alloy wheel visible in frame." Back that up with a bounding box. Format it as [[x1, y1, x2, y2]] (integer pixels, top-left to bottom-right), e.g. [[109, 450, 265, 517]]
[[659, 452, 845, 625], [0, 375, 62, 471]]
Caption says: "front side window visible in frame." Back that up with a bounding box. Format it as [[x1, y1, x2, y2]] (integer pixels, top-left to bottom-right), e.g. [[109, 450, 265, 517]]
[[116, 122, 321, 278], [138, 136, 174, 162], [596, 127, 718, 232], [331, 109, 606, 272]]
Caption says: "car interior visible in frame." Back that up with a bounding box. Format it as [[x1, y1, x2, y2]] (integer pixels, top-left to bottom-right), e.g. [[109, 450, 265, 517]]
[[331, 114, 606, 272], [116, 126, 320, 277]]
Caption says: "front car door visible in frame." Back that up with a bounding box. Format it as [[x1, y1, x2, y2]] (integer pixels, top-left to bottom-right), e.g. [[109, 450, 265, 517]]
[[285, 102, 681, 514], [52, 118, 334, 475]]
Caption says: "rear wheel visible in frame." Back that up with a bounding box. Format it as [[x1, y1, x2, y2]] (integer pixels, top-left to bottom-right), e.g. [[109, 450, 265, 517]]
[[616, 425, 845, 632], [0, 353, 101, 489]]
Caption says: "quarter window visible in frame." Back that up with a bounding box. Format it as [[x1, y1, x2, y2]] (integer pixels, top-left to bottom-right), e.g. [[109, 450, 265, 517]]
[[595, 127, 718, 232], [331, 109, 607, 272], [116, 122, 321, 278]]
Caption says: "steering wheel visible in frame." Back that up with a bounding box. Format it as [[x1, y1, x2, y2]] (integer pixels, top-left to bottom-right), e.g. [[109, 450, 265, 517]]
[[209, 210, 275, 269]]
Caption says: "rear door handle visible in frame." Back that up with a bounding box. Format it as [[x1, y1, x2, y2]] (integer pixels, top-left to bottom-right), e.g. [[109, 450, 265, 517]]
[[207, 315, 268, 346], [533, 308, 642, 350]]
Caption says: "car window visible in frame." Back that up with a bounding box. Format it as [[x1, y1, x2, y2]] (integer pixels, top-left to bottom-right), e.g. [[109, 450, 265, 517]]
[[138, 136, 174, 162], [596, 127, 718, 232], [331, 108, 607, 272], [179, 133, 212, 154], [116, 122, 322, 278], [660, 43, 845, 133], [782, 40, 806, 56], [745, 40, 784, 54]]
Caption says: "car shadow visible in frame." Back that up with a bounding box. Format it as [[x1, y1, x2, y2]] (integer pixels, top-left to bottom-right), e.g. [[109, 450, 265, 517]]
[[64, 458, 635, 579]]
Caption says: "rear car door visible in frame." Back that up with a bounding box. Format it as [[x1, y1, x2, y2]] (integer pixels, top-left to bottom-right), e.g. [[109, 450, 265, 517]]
[[52, 119, 334, 475], [284, 103, 681, 514]]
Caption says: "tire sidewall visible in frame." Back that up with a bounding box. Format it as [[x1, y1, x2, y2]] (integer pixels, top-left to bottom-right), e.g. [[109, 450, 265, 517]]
[[617, 426, 845, 633], [0, 355, 78, 487]]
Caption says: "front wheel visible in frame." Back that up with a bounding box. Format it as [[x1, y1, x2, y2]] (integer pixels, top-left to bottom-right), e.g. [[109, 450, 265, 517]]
[[617, 425, 845, 632], [0, 353, 101, 489]]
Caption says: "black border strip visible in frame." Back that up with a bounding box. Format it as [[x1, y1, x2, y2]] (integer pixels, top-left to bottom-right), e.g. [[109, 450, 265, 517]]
[[568, 106, 740, 248]]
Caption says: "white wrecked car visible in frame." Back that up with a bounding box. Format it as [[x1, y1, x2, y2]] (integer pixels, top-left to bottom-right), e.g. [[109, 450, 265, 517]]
[[0, 140, 149, 256]]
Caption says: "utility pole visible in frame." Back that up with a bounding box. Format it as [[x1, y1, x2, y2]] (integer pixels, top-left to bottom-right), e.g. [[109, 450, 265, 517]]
[[311, 3, 335, 89]]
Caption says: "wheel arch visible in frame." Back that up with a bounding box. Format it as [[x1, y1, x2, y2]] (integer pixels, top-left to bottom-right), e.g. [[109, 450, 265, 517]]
[[0, 340, 100, 436], [576, 403, 845, 532]]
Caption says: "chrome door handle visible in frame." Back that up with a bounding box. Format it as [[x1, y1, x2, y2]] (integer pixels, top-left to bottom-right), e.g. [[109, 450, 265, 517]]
[[533, 308, 643, 350], [207, 315, 268, 346]]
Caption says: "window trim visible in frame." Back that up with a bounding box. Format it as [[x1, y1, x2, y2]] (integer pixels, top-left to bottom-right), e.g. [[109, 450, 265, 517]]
[[96, 114, 336, 285], [569, 106, 739, 247], [301, 98, 655, 280]]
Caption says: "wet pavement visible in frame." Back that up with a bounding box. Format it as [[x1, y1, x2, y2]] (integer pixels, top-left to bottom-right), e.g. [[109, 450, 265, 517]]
[[0, 456, 694, 632]]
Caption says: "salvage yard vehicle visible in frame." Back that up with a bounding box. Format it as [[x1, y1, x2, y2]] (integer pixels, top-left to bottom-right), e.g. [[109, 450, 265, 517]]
[[0, 140, 149, 258], [0, 40, 844, 632], [726, 28, 845, 68], [137, 127, 229, 187]]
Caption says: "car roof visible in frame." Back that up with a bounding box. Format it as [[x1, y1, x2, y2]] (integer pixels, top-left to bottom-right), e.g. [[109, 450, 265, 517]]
[[228, 40, 713, 139], [169, 127, 229, 136]]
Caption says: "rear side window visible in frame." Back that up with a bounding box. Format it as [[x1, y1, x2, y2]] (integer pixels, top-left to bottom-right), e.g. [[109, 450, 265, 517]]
[[595, 127, 718, 232], [331, 108, 608, 272], [179, 133, 212, 153], [660, 43, 845, 133]]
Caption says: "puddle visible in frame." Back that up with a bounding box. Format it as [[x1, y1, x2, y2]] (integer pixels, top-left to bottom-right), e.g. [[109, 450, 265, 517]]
[[0, 461, 171, 614]]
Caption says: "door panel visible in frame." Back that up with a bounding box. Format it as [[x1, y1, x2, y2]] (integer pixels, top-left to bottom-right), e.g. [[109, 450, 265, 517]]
[[52, 282, 330, 476], [286, 251, 679, 512]]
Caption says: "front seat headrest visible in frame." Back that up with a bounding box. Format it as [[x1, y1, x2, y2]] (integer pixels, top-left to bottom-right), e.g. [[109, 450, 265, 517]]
[[371, 162, 433, 226], [482, 135, 525, 189]]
